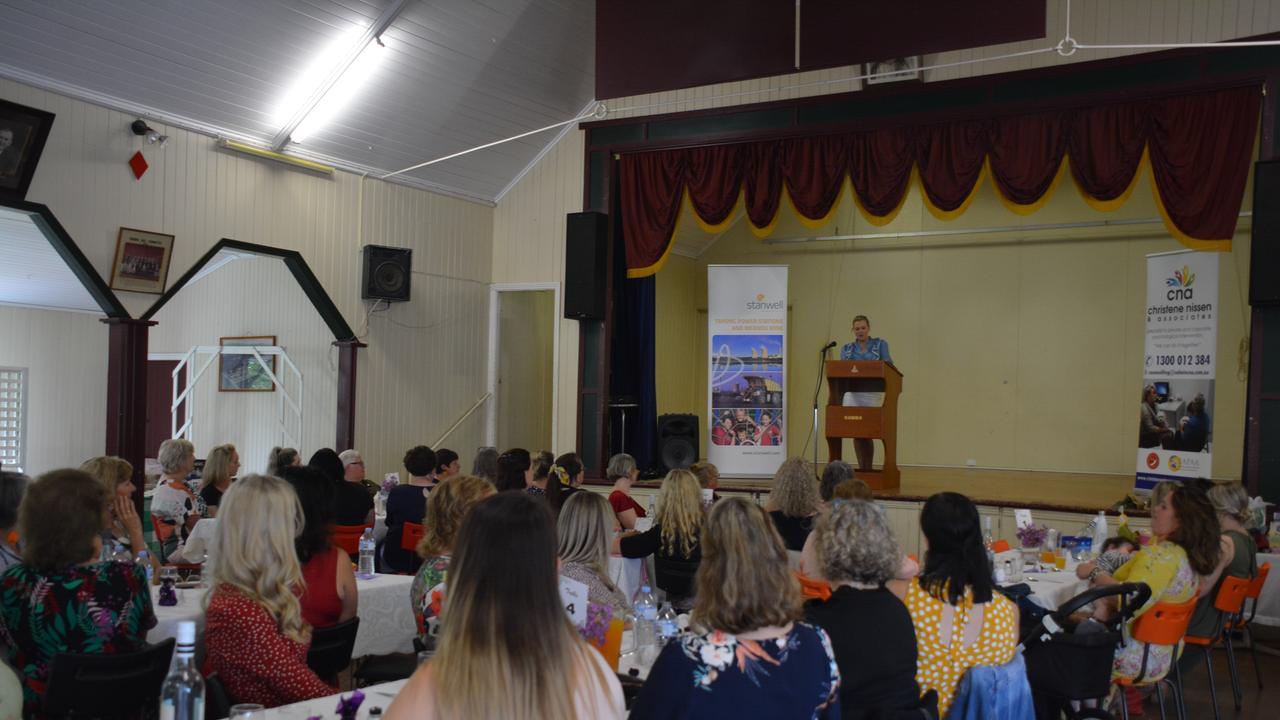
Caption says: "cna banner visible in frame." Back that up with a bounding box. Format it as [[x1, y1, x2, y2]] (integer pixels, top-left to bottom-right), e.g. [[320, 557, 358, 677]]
[[1136, 250, 1218, 492], [708, 265, 788, 477]]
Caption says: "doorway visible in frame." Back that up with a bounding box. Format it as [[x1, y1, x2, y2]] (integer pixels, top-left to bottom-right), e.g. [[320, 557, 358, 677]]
[[489, 285, 559, 453]]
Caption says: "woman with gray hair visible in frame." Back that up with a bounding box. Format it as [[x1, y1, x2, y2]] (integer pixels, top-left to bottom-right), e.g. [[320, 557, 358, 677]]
[[151, 438, 202, 561], [471, 446, 499, 483], [606, 452, 645, 530], [819, 460, 855, 503], [803, 499, 933, 719], [1180, 482, 1258, 671], [0, 471, 29, 573], [765, 457, 821, 551]]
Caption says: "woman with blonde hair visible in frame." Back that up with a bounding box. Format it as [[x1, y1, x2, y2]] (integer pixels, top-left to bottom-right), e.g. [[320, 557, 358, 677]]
[[203, 474, 332, 706], [630, 497, 840, 718], [558, 492, 631, 618], [765, 456, 821, 551], [620, 469, 705, 609], [411, 475, 495, 645], [80, 456, 157, 572], [199, 443, 239, 518], [387, 492, 624, 720], [267, 446, 301, 476]]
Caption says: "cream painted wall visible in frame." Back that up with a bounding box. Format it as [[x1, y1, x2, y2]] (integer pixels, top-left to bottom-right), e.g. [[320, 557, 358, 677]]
[[496, 289, 555, 452], [0, 306, 107, 475], [654, 165, 1253, 479], [3, 77, 494, 480]]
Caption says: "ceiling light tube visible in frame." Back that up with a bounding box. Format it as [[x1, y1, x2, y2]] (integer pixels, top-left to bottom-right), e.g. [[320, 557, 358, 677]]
[[217, 139, 334, 174]]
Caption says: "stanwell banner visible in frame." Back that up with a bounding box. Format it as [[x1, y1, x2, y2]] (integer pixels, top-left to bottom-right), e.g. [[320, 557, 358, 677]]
[[707, 265, 788, 477], [1136, 250, 1218, 491]]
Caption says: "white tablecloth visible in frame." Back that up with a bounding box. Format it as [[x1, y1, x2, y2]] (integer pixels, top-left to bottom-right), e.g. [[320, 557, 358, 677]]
[[266, 679, 409, 719], [169, 518, 218, 565], [1021, 569, 1086, 611], [1253, 552, 1280, 627], [146, 573, 418, 658], [607, 555, 644, 603]]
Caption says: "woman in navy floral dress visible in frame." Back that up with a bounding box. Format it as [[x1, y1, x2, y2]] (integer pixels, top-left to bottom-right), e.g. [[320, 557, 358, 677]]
[[0, 469, 156, 716], [631, 497, 840, 719]]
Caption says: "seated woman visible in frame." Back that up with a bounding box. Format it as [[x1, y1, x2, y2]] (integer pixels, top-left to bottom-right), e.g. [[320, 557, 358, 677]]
[[279, 466, 357, 630], [310, 448, 373, 527], [688, 461, 721, 507], [606, 453, 645, 530], [765, 457, 821, 551], [433, 448, 460, 480], [198, 443, 239, 518], [0, 469, 156, 716], [557, 492, 631, 620], [383, 445, 437, 574], [619, 469, 704, 610], [631, 497, 840, 718], [203, 474, 333, 706], [818, 460, 855, 505], [550, 452, 585, 511], [80, 456, 160, 574], [387, 492, 624, 720], [470, 446, 499, 483], [892, 492, 1018, 718], [152, 438, 202, 561], [411, 475, 495, 645], [494, 448, 533, 493], [267, 446, 301, 476], [804, 499, 934, 720], [1179, 482, 1256, 672], [0, 472, 29, 574], [527, 450, 563, 511]]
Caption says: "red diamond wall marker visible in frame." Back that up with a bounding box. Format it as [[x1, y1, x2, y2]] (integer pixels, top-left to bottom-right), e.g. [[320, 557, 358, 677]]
[[129, 151, 149, 179]]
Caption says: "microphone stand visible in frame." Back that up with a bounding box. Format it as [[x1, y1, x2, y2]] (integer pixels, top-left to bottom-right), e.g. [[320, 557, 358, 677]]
[[810, 343, 834, 471]]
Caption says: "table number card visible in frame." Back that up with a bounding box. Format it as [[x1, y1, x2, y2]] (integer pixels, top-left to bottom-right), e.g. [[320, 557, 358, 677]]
[[559, 575, 589, 626], [1014, 508, 1034, 529]]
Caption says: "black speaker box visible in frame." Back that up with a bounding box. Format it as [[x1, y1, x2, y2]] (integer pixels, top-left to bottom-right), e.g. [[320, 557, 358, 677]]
[[1252, 160, 1280, 306], [564, 212, 608, 319], [658, 413, 699, 471], [362, 245, 412, 302]]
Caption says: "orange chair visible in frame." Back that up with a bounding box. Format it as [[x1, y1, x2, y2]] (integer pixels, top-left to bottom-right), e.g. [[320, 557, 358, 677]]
[[333, 523, 372, 557], [1226, 562, 1271, 691], [794, 571, 832, 602], [1182, 576, 1251, 720], [401, 522, 426, 552], [1114, 595, 1198, 720], [991, 539, 1011, 553]]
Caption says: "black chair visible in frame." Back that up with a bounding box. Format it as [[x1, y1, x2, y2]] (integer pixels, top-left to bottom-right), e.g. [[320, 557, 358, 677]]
[[353, 637, 425, 687], [307, 616, 360, 684], [205, 672, 232, 720], [42, 638, 175, 718]]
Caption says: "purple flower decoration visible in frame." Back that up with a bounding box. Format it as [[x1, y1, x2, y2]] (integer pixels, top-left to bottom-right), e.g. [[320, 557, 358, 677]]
[[380, 476, 399, 494], [335, 689, 364, 720], [577, 603, 613, 648], [1016, 524, 1049, 548]]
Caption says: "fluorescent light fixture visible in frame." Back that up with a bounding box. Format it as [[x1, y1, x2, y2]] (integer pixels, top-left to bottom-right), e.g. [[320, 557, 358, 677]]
[[272, 24, 385, 145], [217, 139, 335, 174]]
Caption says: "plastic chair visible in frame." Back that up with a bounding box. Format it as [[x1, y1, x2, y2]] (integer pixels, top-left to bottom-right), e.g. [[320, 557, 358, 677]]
[[1115, 595, 1198, 720], [1182, 575, 1251, 720], [42, 638, 175, 718], [306, 616, 360, 684], [205, 671, 233, 719], [334, 523, 372, 556], [401, 522, 426, 552], [1226, 562, 1271, 691], [794, 570, 832, 601]]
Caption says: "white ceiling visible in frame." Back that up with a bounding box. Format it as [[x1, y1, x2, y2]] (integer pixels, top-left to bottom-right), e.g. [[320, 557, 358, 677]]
[[0, 205, 103, 314], [0, 0, 595, 204]]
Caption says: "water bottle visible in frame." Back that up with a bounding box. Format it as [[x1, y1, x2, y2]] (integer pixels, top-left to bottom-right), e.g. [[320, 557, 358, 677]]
[[110, 542, 133, 564], [358, 528, 376, 577], [633, 585, 659, 661], [1092, 511, 1108, 557], [982, 516, 995, 572], [656, 602, 679, 644], [647, 495, 657, 519], [1268, 512, 1280, 550], [159, 621, 204, 720]]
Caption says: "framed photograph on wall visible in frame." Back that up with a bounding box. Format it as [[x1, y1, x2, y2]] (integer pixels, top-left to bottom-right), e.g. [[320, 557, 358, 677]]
[[219, 336, 277, 392], [864, 56, 922, 85], [110, 227, 175, 294], [0, 99, 55, 202]]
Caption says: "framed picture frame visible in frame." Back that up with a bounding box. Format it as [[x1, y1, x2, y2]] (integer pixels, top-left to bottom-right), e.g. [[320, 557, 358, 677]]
[[864, 56, 922, 86], [219, 336, 277, 392], [110, 227, 175, 294], [0, 99, 55, 202]]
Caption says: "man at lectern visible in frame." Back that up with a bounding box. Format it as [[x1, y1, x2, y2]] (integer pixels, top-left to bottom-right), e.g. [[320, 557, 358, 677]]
[[840, 314, 893, 471]]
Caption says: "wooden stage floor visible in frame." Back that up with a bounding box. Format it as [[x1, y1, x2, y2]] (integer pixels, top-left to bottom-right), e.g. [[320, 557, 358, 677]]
[[715, 466, 1138, 511]]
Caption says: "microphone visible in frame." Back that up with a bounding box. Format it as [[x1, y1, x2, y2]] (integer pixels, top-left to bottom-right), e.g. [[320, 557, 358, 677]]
[[821, 340, 838, 352]]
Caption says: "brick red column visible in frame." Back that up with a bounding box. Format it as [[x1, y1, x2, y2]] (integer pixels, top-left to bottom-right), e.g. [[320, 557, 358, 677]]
[[102, 318, 155, 511], [334, 340, 366, 452]]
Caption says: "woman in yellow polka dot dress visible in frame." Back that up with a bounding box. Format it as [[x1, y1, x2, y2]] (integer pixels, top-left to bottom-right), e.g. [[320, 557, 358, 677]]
[[891, 492, 1018, 716]]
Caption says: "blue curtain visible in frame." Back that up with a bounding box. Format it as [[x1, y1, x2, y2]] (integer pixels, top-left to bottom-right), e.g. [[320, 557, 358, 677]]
[[610, 275, 657, 471]]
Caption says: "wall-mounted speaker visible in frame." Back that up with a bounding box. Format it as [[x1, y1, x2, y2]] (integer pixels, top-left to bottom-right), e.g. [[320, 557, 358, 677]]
[[1252, 160, 1280, 306], [658, 413, 699, 471], [564, 212, 608, 319], [362, 245, 412, 302]]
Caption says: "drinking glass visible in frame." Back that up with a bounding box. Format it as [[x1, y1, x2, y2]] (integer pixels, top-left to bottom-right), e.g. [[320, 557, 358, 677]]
[[229, 704, 265, 720], [1054, 547, 1068, 571]]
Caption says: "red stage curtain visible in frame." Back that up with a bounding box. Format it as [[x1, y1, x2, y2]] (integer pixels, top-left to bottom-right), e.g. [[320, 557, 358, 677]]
[[617, 84, 1259, 276]]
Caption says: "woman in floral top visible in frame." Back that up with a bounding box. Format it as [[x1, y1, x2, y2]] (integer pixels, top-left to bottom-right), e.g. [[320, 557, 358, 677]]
[[631, 497, 840, 719], [0, 469, 156, 716], [151, 438, 202, 561], [410, 475, 494, 645]]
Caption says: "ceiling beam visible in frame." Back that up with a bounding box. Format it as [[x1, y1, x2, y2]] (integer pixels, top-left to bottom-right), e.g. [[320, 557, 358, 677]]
[[270, 0, 412, 151]]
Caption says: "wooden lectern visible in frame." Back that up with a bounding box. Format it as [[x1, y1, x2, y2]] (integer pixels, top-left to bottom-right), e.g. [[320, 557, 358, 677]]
[[825, 361, 903, 492]]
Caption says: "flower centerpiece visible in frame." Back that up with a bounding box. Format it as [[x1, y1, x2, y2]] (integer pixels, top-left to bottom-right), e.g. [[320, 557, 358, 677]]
[[1015, 523, 1049, 549], [578, 603, 613, 649]]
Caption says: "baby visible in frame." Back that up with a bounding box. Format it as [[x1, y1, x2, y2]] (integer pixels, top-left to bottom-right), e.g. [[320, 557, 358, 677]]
[[1076, 536, 1139, 584]]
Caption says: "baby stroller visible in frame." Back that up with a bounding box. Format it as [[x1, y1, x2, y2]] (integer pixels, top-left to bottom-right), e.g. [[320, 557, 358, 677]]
[[1021, 582, 1152, 720]]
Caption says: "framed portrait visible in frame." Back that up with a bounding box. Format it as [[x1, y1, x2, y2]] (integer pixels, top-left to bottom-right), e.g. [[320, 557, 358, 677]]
[[0, 99, 55, 202], [110, 227, 175, 294], [219, 336, 277, 392], [864, 56, 922, 85]]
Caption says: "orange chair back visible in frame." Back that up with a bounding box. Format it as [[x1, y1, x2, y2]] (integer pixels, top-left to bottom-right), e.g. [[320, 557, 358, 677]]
[[1212, 575, 1251, 614], [401, 522, 426, 552], [333, 524, 371, 556], [1246, 562, 1271, 600], [795, 571, 832, 601], [1130, 596, 1197, 646], [991, 540, 1011, 553]]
